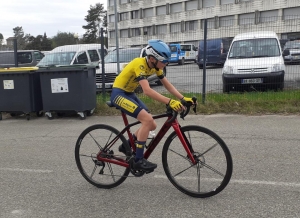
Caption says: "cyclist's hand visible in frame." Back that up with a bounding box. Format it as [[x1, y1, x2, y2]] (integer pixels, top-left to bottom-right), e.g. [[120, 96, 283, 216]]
[[181, 97, 195, 104], [168, 99, 183, 111]]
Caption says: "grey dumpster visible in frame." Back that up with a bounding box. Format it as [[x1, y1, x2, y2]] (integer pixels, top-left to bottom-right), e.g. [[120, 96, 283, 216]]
[[0, 67, 43, 120], [38, 65, 96, 120]]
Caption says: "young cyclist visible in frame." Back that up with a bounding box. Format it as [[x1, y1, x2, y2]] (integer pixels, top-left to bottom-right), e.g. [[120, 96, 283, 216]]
[[110, 39, 195, 173]]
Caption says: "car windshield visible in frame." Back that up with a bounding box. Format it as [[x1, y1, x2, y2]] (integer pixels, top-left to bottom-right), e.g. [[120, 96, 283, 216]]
[[37, 51, 76, 66], [228, 38, 280, 59], [104, 49, 141, 63], [284, 41, 300, 49]]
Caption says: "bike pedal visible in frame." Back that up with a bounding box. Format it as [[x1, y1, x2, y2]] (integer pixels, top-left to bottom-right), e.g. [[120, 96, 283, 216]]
[[145, 170, 154, 174]]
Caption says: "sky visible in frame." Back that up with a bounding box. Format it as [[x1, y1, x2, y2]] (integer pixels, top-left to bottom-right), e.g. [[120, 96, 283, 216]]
[[0, 1, 107, 42]]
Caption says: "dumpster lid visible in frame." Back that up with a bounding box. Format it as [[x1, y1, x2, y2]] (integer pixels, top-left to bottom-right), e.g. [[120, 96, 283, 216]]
[[37, 64, 97, 72], [0, 67, 39, 73]]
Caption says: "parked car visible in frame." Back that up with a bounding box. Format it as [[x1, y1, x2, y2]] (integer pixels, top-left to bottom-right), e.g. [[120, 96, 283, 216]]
[[0, 50, 44, 68], [197, 37, 233, 69], [283, 40, 300, 64], [37, 44, 107, 67], [222, 31, 287, 93], [169, 43, 197, 65], [97, 47, 167, 92]]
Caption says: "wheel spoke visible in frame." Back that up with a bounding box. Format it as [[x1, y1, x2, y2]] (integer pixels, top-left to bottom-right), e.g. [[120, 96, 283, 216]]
[[198, 143, 218, 157], [107, 163, 116, 182], [197, 163, 201, 192], [88, 132, 103, 150], [90, 164, 97, 178], [199, 161, 225, 177], [173, 164, 196, 178], [169, 148, 193, 163]]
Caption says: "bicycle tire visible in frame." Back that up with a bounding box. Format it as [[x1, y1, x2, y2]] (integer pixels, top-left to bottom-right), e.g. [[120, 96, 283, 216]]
[[162, 125, 233, 198], [75, 124, 131, 189]]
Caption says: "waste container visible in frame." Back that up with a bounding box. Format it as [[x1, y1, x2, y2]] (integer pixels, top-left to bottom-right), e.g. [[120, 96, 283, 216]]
[[37, 65, 96, 120], [0, 67, 43, 120]]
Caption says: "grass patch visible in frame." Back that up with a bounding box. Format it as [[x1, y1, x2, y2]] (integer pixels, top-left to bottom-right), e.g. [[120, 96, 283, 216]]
[[95, 90, 300, 116]]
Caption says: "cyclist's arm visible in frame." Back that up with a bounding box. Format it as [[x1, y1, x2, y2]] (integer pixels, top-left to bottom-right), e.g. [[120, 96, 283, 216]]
[[139, 79, 171, 104], [160, 77, 184, 100]]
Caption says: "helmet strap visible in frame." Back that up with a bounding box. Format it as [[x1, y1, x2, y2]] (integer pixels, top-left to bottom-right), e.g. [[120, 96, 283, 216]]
[[147, 56, 159, 71]]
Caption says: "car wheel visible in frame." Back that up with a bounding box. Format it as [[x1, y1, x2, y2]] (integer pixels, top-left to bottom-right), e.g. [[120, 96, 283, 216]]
[[198, 64, 203, 69], [223, 84, 229, 93]]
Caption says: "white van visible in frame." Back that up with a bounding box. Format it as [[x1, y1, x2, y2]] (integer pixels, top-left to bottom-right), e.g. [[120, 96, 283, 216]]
[[178, 44, 197, 65], [222, 31, 287, 93], [37, 44, 107, 67]]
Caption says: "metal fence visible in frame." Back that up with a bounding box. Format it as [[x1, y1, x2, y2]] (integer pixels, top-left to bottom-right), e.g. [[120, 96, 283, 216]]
[[107, 17, 300, 102]]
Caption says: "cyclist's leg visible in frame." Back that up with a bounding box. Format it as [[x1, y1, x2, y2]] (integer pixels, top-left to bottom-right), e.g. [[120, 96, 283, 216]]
[[111, 90, 157, 172]]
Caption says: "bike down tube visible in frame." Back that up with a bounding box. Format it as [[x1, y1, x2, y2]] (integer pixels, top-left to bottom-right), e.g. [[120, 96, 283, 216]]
[[171, 120, 196, 164], [143, 114, 173, 159]]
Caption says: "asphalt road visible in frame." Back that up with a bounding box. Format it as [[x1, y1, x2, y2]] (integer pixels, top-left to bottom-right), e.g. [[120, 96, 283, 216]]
[[1, 114, 300, 218], [153, 63, 300, 93]]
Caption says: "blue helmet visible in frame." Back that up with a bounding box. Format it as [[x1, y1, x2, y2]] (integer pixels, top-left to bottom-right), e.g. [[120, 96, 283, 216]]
[[145, 39, 171, 63]]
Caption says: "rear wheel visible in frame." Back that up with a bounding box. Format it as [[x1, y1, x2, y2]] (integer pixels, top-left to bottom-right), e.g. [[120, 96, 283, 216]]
[[75, 124, 131, 189], [162, 125, 233, 198]]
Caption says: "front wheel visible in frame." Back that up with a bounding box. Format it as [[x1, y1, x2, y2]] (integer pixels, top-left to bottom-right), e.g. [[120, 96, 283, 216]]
[[162, 125, 233, 198], [75, 124, 131, 189]]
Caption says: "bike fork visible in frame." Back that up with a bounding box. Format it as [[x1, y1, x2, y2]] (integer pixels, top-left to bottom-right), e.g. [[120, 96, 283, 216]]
[[171, 122, 196, 164]]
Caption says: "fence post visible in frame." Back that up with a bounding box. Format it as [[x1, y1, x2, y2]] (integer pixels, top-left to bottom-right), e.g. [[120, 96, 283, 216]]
[[13, 38, 18, 67], [100, 27, 106, 98], [202, 19, 207, 104]]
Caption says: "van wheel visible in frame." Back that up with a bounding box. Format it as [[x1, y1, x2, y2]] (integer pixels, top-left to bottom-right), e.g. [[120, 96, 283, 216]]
[[198, 64, 203, 69], [178, 58, 185, 65]]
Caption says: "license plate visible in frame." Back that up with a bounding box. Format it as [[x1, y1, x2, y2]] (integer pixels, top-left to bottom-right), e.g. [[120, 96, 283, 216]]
[[294, 56, 299, 59], [171, 54, 177, 57], [242, 78, 263, 84], [97, 84, 112, 89]]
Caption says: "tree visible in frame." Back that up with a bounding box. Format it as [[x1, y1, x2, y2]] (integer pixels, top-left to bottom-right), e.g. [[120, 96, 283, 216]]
[[51, 32, 77, 48], [0, 33, 3, 45], [13, 26, 26, 49], [24, 33, 53, 51], [82, 3, 106, 43]]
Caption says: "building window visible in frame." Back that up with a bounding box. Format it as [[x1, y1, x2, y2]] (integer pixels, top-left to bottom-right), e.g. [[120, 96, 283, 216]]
[[109, 0, 114, 6], [203, 0, 216, 8], [170, 2, 182, 13], [110, 31, 115, 39], [109, 14, 115, 23], [131, 10, 139, 19], [239, 13, 255, 25], [144, 26, 154, 36], [143, 8, 153, 18], [157, 24, 167, 34], [220, 15, 235, 27], [239, 0, 251, 2], [220, 0, 235, 4], [156, 5, 167, 15], [201, 18, 215, 29], [120, 0, 127, 4], [132, 28, 141, 37], [185, 20, 197, 31], [260, 10, 278, 23], [120, 29, 129, 38], [170, 22, 181, 33], [283, 7, 300, 20], [185, 0, 198, 11], [120, 12, 129, 21]]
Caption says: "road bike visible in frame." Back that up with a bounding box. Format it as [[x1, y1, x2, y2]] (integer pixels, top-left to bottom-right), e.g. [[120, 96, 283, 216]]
[[75, 98, 233, 198]]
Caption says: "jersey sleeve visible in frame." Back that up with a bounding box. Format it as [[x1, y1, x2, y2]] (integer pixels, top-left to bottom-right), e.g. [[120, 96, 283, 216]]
[[134, 60, 148, 82], [156, 69, 165, 79]]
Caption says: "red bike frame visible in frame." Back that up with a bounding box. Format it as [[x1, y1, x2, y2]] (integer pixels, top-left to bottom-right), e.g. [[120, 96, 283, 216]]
[[97, 111, 196, 167]]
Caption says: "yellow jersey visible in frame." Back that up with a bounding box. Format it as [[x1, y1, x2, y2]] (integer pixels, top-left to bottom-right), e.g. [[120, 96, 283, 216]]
[[113, 57, 164, 92]]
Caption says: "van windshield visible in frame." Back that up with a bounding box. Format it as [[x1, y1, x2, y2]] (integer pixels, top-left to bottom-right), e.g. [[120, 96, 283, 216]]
[[37, 52, 76, 66], [169, 46, 178, 52], [228, 38, 280, 59]]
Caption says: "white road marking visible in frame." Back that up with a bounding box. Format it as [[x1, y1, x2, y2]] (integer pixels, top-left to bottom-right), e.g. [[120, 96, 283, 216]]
[[0, 167, 53, 173], [154, 175, 300, 187]]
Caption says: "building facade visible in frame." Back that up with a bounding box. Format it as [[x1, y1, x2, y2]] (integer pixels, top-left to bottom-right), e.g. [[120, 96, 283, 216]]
[[107, 0, 300, 47]]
